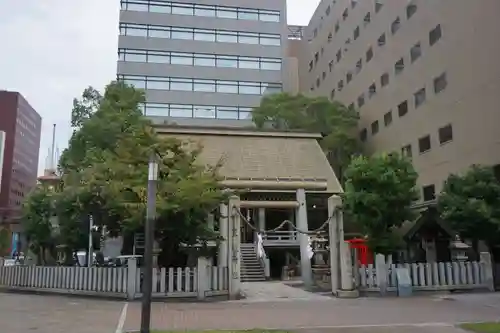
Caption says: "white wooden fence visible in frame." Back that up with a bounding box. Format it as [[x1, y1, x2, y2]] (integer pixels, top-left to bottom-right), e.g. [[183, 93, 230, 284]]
[[356, 252, 495, 294], [0, 257, 229, 300]]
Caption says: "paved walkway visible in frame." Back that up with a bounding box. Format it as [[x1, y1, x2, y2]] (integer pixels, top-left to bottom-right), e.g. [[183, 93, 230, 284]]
[[124, 294, 500, 331], [240, 281, 332, 302], [0, 293, 123, 333]]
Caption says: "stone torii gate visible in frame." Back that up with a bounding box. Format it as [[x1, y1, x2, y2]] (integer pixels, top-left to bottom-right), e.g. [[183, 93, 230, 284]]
[[220, 192, 357, 299]]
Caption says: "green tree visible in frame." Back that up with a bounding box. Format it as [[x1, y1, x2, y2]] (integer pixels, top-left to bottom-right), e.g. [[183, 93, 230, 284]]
[[252, 92, 360, 183], [438, 165, 500, 249], [22, 185, 56, 264], [342, 153, 419, 254], [57, 81, 226, 266]]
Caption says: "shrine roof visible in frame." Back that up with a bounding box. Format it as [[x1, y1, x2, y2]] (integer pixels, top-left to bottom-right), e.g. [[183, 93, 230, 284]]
[[155, 125, 342, 194]]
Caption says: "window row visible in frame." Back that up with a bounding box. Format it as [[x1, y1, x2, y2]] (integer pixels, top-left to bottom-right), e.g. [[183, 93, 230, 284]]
[[405, 124, 454, 157], [142, 103, 253, 120], [309, 0, 385, 72], [359, 72, 448, 141], [119, 75, 282, 95], [120, 23, 281, 46], [118, 49, 282, 71], [329, 24, 443, 100], [120, 0, 280, 22]]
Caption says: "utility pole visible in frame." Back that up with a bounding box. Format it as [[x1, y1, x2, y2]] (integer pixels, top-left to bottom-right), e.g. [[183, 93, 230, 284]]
[[140, 154, 159, 333], [88, 215, 93, 267]]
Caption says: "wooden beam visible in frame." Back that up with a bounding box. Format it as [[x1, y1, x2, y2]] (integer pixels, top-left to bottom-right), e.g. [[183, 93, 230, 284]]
[[239, 200, 299, 208]]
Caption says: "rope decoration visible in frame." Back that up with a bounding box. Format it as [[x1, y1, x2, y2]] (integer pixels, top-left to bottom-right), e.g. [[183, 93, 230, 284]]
[[232, 206, 336, 236]]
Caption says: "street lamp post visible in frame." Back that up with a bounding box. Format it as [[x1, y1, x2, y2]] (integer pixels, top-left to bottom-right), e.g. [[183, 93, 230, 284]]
[[140, 153, 159, 333]]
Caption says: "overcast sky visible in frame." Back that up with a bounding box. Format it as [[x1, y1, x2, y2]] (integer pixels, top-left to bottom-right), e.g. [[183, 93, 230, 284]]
[[0, 0, 320, 175]]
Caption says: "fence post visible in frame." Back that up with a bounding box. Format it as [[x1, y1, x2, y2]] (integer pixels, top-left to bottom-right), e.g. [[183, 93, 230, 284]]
[[479, 252, 495, 292], [197, 256, 210, 300], [127, 258, 138, 300], [375, 254, 388, 296]]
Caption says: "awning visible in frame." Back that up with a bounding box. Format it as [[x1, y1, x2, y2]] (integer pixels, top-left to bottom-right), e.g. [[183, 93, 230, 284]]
[[155, 126, 343, 194]]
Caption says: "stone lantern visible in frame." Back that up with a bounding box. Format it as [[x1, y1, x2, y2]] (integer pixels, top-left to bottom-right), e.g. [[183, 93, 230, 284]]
[[449, 235, 470, 261]]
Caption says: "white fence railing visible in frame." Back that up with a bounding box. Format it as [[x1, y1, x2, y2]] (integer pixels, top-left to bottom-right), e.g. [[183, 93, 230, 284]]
[[356, 252, 495, 294], [0, 257, 228, 300]]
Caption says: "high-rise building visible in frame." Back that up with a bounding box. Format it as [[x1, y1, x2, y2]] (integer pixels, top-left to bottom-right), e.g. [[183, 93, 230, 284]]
[[290, 0, 500, 201], [117, 0, 290, 127], [0, 91, 42, 225]]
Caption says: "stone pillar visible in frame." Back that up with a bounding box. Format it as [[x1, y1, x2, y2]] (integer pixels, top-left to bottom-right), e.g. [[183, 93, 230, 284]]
[[218, 203, 229, 267], [258, 208, 266, 232], [480, 252, 495, 292], [337, 241, 359, 298], [328, 195, 341, 295], [296, 188, 313, 288], [227, 196, 241, 299], [196, 256, 210, 300]]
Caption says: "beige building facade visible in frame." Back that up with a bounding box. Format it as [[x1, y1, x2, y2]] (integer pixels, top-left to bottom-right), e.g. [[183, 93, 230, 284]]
[[290, 0, 500, 201]]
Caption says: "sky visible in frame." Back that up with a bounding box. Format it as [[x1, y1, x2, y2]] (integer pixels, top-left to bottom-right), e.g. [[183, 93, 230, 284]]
[[0, 0, 320, 175]]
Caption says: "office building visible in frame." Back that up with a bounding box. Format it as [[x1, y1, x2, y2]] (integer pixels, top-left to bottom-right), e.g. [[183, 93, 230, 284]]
[[290, 0, 500, 201], [0, 91, 42, 225], [117, 0, 290, 127]]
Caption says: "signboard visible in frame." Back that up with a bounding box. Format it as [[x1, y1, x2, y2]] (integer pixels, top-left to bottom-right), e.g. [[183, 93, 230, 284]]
[[0, 130, 5, 189]]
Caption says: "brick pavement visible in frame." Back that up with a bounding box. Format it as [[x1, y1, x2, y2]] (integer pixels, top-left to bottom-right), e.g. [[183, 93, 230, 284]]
[[0, 293, 124, 333], [124, 296, 500, 331]]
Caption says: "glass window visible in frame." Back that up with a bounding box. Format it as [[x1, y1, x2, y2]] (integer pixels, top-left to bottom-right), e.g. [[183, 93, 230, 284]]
[[239, 33, 259, 44], [433, 72, 447, 94], [170, 53, 193, 65], [260, 35, 280, 46], [194, 105, 216, 118], [194, 30, 215, 42], [238, 9, 259, 20], [169, 104, 193, 118], [125, 52, 146, 62], [217, 106, 239, 119], [194, 5, 215, 17], [239, 57, 259, 69], [194, 55, 215, 67], [261, 59, 281, 70], [148, 52, 170, 63], [238, 108, 253, 120], [126, 27, 147, 37], [193, 79, 215, 92], [410, 42, 422, 62], [418, 135, 431, 153], [217, 81, 238, 93], [149, 28, 170, 38], [147, 78, 169, 90], [217, 7, 237, 19], [171, 4, 194, 15], [171, 28, 193, 40], [239, 82, 261, 95], [216, 56, 238, 68], [438, 124, 453, 144], [429, 24, 442, 46], [216, 32, 237, 43], [124, 77, 146, 89], [170, 78, 193, 91], [414, 87, 426, 108], [259, 11, 280, 22], [150, 4, 170, 13], [118, 51, 125, 61], [145, 104, 169, 116], [126, 3, 148, 11]]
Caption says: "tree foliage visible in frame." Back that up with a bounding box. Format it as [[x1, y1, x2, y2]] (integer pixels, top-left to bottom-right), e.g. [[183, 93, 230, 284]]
[[342, 153, 419, 254], [252, 93, 360, 182], [22, 184, 57, 263], [24, 81, 227, 266], [438, 165, 500, 246]]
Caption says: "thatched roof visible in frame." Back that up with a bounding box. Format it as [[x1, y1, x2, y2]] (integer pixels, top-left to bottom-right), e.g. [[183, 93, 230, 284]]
[[155, 125, 342, 194]]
